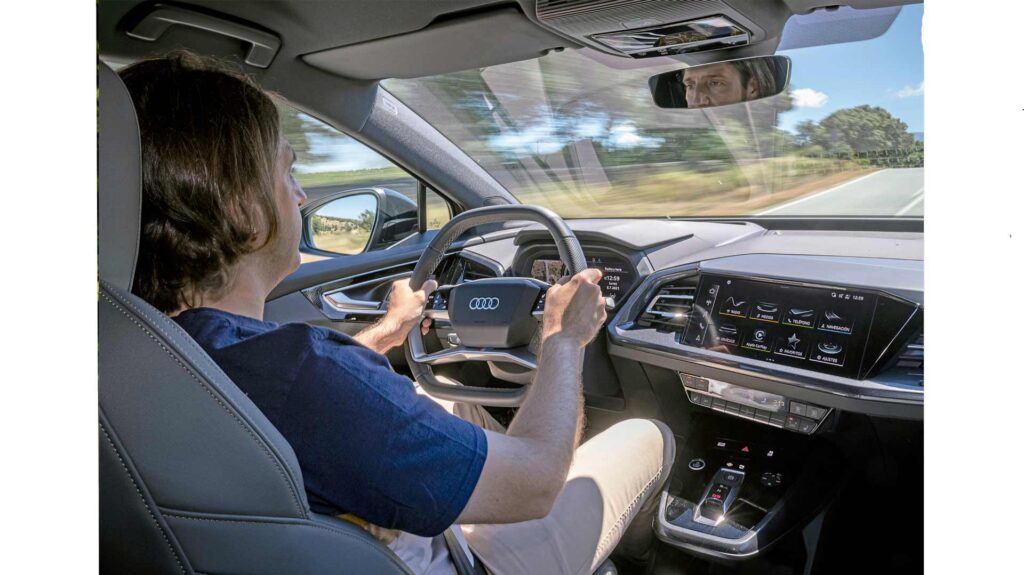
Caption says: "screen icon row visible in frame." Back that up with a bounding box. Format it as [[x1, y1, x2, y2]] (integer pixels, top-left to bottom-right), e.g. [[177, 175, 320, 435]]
[[718, 297, 854, 335]]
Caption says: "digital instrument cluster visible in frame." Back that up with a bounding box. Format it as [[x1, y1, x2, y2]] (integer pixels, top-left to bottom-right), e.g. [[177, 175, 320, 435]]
[[529, 254, 636, 301], [682, 274, 878, 379]]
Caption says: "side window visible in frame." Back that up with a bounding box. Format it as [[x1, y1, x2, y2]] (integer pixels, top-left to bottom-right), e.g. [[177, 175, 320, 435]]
[[279, 104, 452, 260]]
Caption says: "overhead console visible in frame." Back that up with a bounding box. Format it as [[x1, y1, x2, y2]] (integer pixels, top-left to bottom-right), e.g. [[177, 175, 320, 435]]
[[533, 0, 785, 59]]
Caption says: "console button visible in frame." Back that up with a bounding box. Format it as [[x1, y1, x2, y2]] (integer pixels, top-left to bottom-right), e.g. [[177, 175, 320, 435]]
[[806, 404, 828, 420], [725, 402, 741, 414], [760, 471, 784, 488], [712, 398, 727, 410], [783, 307, 817, 328], [679, 372, 709, 391], [769, 413, 786, 426], [755, 410, 771, 422], [750, 301, 781, 323], [688, 458, 706, 471], [739, 405, 756, 418], [719, 295, 750, 318], [784, 414, 800, 430], [699, 394, 713, 408], [810, 337, 847, 367], [797, 418, 817, 434], [790, 402, 807, 416], [774, 331, 809, 359], [721, 471, 742, 485], [741, 327, 771, 353]]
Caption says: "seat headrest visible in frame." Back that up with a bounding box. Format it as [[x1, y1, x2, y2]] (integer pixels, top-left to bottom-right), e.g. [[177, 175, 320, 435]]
[[98, 60, 142, 291]]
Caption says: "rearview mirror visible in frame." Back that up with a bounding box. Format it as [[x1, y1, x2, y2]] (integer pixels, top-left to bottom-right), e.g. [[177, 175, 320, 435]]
[[649, 55, 791, 109]]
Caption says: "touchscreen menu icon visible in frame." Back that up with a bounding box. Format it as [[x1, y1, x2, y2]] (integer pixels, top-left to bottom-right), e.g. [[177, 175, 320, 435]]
[[774, 332, 809, 359], [741, 327, 771, 352], [809, 337, 846, 366], [715, 323, 740, 347], [720, 296, 749, 318], [751, 301, 781, 323], [783, 307, 816, 328], [817, 308, 854, 335]]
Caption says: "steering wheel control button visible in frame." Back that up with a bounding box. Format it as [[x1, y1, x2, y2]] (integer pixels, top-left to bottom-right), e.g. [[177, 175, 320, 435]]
[[688, 458, 706, 471]]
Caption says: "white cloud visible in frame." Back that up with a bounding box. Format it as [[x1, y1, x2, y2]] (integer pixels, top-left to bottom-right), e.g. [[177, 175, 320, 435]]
[[897, 81, 924, 98], [791, 88, 829, 108]]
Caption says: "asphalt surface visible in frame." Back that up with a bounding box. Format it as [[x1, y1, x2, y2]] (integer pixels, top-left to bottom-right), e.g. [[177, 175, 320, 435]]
[[757, 168, 924, 217]]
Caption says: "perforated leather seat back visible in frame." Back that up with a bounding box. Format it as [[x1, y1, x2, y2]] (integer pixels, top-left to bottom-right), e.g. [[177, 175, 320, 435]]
[[98, 60, 412, 574]]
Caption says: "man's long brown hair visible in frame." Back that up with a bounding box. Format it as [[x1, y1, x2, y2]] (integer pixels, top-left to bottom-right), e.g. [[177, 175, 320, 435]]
[[119, 52, 282, 313]]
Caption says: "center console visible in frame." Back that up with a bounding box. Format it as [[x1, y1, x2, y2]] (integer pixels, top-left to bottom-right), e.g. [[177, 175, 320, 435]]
[[655, 413, 843, 560]]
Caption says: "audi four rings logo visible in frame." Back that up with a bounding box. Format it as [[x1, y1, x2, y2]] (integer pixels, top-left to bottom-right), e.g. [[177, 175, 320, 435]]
[[469, 297, 500, 311]]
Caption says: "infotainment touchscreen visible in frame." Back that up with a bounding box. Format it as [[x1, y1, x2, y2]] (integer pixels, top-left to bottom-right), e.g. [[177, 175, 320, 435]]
[[682, 274, 878, 379], [529, 255, 636, 301]]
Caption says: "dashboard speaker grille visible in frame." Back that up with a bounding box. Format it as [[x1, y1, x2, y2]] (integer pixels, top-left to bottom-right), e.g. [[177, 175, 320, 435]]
[[637, 275, 698, 332]]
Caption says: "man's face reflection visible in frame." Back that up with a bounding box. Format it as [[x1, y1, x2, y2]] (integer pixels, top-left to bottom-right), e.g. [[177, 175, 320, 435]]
[[682, 63, 758, 108]]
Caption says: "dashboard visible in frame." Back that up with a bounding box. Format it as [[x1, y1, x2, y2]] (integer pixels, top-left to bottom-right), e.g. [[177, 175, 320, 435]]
[[457, 218, 924, 424]]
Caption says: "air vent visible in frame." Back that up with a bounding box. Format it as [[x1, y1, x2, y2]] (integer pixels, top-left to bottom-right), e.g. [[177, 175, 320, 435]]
[[894, 333, 924, 384], [637, 275, 698, 331]]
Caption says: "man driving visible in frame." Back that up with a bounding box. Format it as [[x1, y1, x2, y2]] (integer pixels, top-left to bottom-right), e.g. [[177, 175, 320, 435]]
[[119, 52, 675, 575]]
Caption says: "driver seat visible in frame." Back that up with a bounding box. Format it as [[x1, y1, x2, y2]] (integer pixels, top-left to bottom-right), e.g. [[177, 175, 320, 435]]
[[97, 59, 412, 574]]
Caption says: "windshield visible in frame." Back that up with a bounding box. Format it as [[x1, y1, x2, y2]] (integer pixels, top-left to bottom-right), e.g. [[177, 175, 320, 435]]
[[383, 5, 923, 218]]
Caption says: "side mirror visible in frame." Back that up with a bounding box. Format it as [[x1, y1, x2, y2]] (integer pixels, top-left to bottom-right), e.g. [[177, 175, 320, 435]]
[[306, 192, 379, 255], [649, 55, 791, 109]]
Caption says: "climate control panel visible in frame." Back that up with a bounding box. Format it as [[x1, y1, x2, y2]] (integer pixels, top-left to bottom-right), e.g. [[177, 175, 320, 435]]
[[679, 372, 831, 434]]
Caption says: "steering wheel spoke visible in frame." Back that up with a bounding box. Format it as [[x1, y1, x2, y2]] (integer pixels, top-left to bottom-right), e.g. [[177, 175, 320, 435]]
[[409, 328, 537, 370]]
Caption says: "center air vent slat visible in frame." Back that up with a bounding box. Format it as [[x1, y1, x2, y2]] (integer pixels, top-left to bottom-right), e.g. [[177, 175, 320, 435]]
[[636, 274, 699, 332], [892, 332, 924, 384]]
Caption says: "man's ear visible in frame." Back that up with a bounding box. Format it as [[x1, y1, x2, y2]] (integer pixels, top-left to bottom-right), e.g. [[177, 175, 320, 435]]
[[746, 79, 760, 99]]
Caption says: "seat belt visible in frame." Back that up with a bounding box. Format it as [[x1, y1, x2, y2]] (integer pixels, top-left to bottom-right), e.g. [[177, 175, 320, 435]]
[[442, 527, 487, 575]]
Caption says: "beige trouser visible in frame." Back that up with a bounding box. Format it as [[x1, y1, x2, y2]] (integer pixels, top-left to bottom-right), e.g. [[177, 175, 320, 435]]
[[428, 392, 676, 575]]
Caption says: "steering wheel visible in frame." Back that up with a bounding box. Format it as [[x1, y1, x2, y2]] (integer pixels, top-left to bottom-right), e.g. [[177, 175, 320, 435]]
[[404, 205, 585, 407]]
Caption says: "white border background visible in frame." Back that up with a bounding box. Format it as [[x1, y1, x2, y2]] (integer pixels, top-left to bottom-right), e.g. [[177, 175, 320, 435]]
[[1, 0, 1021, 571]]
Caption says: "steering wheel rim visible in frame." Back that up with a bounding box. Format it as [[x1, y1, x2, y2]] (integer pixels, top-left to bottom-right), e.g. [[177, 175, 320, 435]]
[[404, 205, 585, 407]]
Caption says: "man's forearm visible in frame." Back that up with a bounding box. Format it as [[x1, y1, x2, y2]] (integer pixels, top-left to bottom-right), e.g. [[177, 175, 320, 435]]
[[506, 335, 586, 481], [353, 316, 403, 354]]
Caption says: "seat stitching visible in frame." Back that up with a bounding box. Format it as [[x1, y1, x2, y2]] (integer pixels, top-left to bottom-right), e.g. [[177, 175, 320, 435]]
[[106, 282, 283, 441], [161, 514, 411, 571], [100, 290, 306, 516], [101, 421, 186, 574]]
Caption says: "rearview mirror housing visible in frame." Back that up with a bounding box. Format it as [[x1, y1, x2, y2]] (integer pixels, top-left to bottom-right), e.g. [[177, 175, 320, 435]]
[[649, 55, 791, 109]]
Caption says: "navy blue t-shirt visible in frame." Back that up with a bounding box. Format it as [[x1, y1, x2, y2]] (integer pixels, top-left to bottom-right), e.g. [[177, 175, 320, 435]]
[[173, 308, 487, 537]]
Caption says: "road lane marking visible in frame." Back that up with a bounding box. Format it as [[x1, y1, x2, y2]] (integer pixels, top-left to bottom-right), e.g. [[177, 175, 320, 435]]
[[895, 187, 925, 216], [756, 169, 890, 215]]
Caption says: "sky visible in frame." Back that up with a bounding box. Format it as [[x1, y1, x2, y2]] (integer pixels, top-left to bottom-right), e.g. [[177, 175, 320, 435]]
[[778, 3, 924, 134]]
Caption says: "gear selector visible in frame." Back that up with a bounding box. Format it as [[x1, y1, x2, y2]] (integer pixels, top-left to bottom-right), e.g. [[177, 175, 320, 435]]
[[695, 468, 745, 525]]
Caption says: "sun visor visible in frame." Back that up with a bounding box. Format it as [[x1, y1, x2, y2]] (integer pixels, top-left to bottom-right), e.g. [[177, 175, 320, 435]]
[[302, 8, 574, 81]]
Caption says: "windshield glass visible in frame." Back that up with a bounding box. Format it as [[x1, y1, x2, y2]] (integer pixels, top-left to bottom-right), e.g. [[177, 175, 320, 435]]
[[383, 5, 923, 218]]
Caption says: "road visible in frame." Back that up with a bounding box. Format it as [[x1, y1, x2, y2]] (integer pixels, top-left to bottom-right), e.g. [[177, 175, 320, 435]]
[[757, 168, 924, 216]]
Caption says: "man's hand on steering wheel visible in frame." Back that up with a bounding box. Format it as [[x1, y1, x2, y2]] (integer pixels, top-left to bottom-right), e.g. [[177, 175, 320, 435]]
[[541, 268, 607, 348], [354, 278, 437, 354]]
